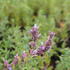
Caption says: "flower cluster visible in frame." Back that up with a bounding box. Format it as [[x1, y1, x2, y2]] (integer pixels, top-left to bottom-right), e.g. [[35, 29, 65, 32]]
[[11, 54, 20, 66], [30, 32, 55, 56], [4, 60, 12, 70], [3, 52, 27, 70], [29, 41, 36, 48], [30, 24, 40, 41], [29, 24, 41, 48], [3, 25, 55, 70]]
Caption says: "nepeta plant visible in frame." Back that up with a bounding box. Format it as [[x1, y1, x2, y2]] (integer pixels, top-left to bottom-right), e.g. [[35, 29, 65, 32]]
[[29, 24, 41, 48], [0, 0, 70, 70], [30, 24, 41, 41], [30, 31, 55, 56], [2, 25, 55, 70]]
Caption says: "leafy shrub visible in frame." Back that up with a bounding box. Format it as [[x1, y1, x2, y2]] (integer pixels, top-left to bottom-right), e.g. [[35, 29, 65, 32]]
[[0, 0, 70, 70]]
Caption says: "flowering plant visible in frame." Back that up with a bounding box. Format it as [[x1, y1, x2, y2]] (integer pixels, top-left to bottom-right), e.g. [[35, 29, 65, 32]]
[[2, 24, 55, 70]]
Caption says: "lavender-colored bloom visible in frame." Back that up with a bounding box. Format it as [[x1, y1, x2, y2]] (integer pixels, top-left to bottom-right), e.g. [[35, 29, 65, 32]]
[[37, 46, 46, 55], [30, 49, 38, 56], [8, 67, 12, 70], [45, 46, 51, 52], [45, 32, 55, 49], [39, 46, 45, 51], [12, 54, 19, 65], [7, 64, 12, 70], [29, 41, 36, 48], [45, 40, 52, 47], [4, 60, 12, 70], [30, 48, 44, 56], [32, 50, 38, 55], [30, 24, 40, 41], [30, 32, 55, 56], [37, 46, 51, 55], [44, 32, 55, 52], [37, 32, 55, 55], [30, 24, 39, 33], [48, 32, 55, 40], [4, 60, 8, 67], [14, 54, 18, 58], [37, 49, 44, 55], [22, 51, 27, 59]]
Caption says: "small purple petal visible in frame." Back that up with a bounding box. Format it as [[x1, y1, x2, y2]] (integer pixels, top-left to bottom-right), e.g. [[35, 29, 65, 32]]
[[37, 49, 44, 56], [30, 24, 40, 41], [22, 51, 27, 58], [4, 60, 8, 67], [29, 41, 36, 47], [12, 54, 19, 65], [39, 46, 45, 51], [30, 49, 38, 56], [49, 32, 55, 39], [45, 40, 52, 47], [45, 46, 51, 51], [7, 64, 12, 70]]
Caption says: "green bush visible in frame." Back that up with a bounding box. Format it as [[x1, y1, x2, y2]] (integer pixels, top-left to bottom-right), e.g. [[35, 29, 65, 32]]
[[0, 0, 70, 70]]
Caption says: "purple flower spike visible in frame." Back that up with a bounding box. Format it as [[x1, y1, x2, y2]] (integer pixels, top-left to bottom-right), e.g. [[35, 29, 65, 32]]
[[14, 54, 18, 58], [39, 46, 45, 51], [30, 24, 39, 33], [48, 32, 55, 40], [12, 54, 19, 65], [29, 41, 36, 48], [45, 46, 51, 51], [44, 32, 55, 52], [32, 50, 38, 55], [30, 24, 40, 41], [37, 49, 44, 56], [7, 64, 12, 70], [45, 32, 55, 48], [30, 49, 38, 56], [4, 60, 12, 70], [4, 60, 8, 67], [22, 51, 27, 59], [45, 40, 52, 47]]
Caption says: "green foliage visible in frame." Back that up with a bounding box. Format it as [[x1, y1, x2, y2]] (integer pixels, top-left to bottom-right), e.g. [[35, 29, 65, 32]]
[[56, 48, 70, 70], [0, 0, 70, 70]]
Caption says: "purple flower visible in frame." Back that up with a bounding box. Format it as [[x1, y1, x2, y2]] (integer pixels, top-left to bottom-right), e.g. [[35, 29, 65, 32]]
[[32, 50, 38, 55], [4, 60, 12, 70], [22, 51, 27, 59], [37, 32, 55, 55], [44, 32, 55, 50], [30, 49, 38, 56], [30, 24, 40, 41], [4, 60, 8, 67], [48, 32, 55, 40], [12, 54, 19, 65], [45, 46, 51, 52], [37, 49, 44, 56], [45, 40, 52, 47], [36, 46, 46, 55], [30, 24, 39, 33], [39, 46, 45, 51], [29, 41, 36, 48], [7, 64, 12, 70]]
